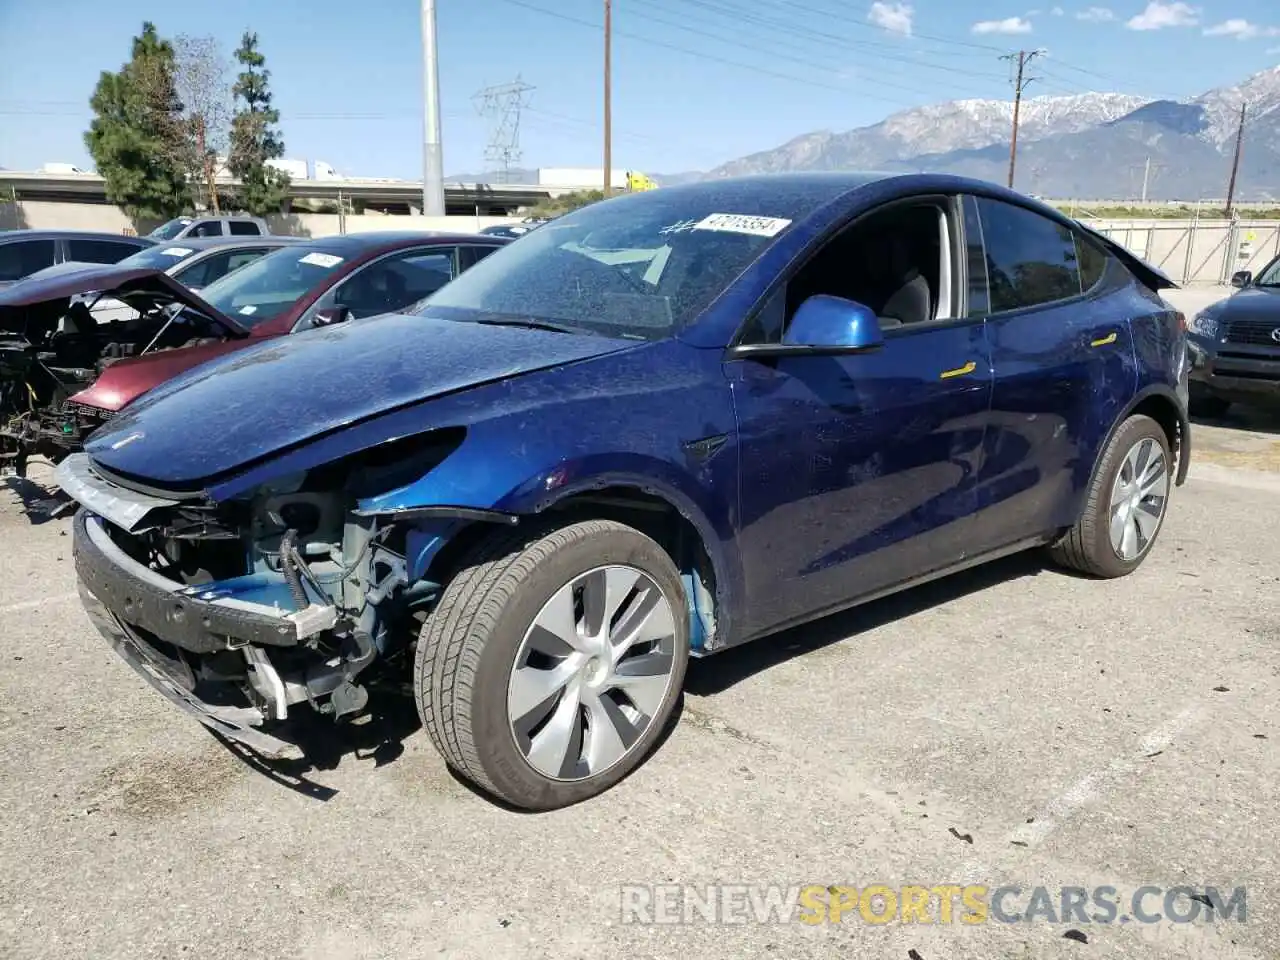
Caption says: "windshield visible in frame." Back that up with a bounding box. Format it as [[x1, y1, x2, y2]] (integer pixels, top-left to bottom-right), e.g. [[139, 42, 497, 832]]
[[148, 218, 194, 240], [1256, 256, 1280, 287], [116, 244, 201, 271], [198, 245, 347, 324], [420, 186, 821, 340]]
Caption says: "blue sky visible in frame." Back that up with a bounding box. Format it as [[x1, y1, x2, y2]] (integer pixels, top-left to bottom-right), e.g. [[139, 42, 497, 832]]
[[1, 0, 1278, 178]]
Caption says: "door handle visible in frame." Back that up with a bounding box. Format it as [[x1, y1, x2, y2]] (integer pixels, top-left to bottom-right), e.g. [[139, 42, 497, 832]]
[[939, 360, 977, 380], [1090, 332, 1118, 347]]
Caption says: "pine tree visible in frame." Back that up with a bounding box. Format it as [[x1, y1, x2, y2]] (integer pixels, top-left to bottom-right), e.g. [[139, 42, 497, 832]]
[[227, 31, 290, 216], [84, 22, 192, 221]]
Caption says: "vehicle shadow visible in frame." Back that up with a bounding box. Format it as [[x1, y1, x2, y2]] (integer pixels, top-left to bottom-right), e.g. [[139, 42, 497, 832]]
[[1191, 404, 1280, 437], [1, 473, 73, 525], [206, 688, 421, 802], [686, 550, 1049, 697], [212, 550, 1050, 806]]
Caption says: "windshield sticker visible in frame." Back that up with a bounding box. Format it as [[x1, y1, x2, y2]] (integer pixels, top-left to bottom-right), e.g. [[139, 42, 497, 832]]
[[693, 213, 792, 238], [658, 218, 701, 236], [160, 247, 194, 257], [238, 305, 258, 315], [299, 252, 344, 268]]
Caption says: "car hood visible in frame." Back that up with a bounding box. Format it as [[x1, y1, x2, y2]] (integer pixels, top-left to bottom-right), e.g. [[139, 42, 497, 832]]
[[0, 262, 248, 336], [1215, 284, 1280, 318], [86, 311, 637, 488], [68, 336, 265, 412]]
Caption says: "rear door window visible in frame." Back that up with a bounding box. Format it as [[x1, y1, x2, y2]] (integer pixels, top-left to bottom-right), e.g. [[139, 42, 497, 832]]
[[228, 220, 263, 236], [66, 238, 145, 264], [975, 197, 1082, 312], [0, 239, 56, 280]]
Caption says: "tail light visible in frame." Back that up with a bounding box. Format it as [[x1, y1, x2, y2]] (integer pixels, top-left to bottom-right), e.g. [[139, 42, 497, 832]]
[[1175, 311, 1187, 333]]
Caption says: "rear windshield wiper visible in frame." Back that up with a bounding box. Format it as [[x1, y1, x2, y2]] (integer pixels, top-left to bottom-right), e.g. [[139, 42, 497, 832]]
[[470, 316, 582, 335]]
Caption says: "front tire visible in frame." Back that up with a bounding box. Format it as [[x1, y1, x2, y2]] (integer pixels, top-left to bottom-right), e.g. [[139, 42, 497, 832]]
[[1049, 413, 1172, 578], [415, 519, 689, 810]]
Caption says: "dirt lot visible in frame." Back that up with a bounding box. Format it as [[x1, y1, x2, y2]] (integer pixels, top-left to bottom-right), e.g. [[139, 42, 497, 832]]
[[2, 303, 1277, 959]]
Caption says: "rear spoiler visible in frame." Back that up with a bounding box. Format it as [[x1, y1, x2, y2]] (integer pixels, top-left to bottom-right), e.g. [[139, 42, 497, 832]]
[[1076, 221, 1178, 292]]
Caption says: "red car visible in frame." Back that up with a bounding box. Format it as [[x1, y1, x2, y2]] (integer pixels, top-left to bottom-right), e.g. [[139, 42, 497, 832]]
[[0, 231, 508, 475]]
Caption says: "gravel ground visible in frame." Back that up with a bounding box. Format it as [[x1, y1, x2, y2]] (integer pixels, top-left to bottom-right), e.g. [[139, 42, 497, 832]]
[[1, 334, 1277, 959]]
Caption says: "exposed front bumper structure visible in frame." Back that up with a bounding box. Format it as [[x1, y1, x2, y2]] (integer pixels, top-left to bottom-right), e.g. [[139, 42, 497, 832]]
[[77, 577, 305, 760], [73, 508, 333, 652]]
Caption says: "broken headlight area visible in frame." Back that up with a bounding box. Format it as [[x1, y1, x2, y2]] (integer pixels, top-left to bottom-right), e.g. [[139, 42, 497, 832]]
[[65, 429, 470, 743]]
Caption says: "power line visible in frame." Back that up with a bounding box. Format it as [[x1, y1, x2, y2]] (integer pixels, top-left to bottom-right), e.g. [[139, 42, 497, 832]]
[[491, 0, 920, 107], [614, 0, 950, 100], [764, 0, 1010, 53], [634, 0, 1009, 84]]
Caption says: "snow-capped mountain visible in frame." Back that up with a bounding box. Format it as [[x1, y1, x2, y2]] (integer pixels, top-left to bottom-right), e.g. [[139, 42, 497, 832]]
[[684, 66, 1280, 200], [705, 92, 1152, 179]]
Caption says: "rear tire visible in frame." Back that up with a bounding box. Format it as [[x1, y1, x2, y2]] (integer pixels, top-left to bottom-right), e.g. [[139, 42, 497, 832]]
[[1049, 413, 1172, 578], [414, 518, 689, 810]]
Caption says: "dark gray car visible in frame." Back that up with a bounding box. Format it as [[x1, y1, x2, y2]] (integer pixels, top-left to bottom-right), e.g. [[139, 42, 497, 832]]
[[0, 230, 155, 288]]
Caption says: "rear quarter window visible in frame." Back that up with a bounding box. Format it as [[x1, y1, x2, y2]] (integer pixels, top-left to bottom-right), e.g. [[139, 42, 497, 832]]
[[1075, 234, 1110, 292]]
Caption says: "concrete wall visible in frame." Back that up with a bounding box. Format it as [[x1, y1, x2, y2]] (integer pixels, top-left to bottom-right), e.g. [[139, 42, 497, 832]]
[[0, 200, 519, 238], [1088, 218, 1280, 286]]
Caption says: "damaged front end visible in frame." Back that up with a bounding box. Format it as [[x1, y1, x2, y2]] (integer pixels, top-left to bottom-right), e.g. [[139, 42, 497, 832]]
[[58, 432, 478, 758]]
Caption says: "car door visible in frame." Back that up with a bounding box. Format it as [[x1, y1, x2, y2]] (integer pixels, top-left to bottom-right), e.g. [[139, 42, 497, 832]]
[[963, 194, 1137, 555], [727, 196, 993, 638]]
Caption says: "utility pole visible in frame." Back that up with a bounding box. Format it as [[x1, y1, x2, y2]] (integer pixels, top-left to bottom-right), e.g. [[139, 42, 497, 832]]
[[603, 0, 613, 198], [1225, 102, 1246, 217], [1141, 156, 1151, 203], [420, 0, 445, 217], [1001, 49, 1042, 190]]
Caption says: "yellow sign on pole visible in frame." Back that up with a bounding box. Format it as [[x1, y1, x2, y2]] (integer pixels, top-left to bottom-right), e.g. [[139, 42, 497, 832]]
[[626, 171, 659, 192]]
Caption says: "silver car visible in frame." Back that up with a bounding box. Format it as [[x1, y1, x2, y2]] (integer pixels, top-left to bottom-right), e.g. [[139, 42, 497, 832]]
[[146, 215, 271, 241]]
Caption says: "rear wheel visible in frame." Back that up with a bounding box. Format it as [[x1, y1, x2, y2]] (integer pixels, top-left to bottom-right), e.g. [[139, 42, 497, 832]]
[[414, 519, 689, 810], [1049, 413, 1172, 578]]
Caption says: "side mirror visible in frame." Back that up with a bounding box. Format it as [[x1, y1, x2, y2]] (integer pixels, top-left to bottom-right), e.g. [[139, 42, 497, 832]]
[[314, 305, 351, 327], [782, 295, 885, 352], [1231, 270, 1252, 288]]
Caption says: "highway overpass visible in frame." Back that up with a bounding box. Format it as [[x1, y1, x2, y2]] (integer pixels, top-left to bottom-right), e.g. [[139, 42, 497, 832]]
[[0, 170, 568, 215]]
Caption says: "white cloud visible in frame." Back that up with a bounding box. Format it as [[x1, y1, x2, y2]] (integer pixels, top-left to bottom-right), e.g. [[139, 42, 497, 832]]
[[868, 2, 914, 36], [972, 16, 1034, 33], [1126, 1, 1198, 31], [1270, 44, 1280, 54], [1203, 19, 1280, 40], [1076, 6, 1115, 21], [1051, 6, 1065, 15]]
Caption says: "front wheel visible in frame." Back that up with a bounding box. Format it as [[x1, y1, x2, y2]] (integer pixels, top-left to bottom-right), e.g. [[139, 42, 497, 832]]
[[414, 518, 689, 810], [1049, 413, 1172, 578]]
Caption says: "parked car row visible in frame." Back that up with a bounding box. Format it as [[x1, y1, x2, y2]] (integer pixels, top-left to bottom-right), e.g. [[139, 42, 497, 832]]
[[10, 173, 1191, 812], [0, 230, 507, 474]]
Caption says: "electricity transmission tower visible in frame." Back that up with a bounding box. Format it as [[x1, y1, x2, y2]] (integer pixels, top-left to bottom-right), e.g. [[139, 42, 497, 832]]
[[1001, 49, 1043, 189], [473, 77, 535, 183]]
